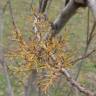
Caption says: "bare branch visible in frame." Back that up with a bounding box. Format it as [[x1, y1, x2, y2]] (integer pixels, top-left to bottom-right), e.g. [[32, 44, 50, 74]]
[[38, 0, 49, 13], [51, 0, 79, 37], [8, 0, 19, 33], [61, 68, 96, 96], [50, 0, 96, 37], [71, 49, 96, 64]]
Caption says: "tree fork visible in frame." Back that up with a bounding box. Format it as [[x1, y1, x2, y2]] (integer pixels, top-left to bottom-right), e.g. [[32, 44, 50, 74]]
[[51, 0, 96, 37]]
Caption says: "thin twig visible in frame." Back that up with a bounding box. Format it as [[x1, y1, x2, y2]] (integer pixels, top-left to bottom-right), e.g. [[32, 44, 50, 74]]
[[71, 49, 96, 64], [8, 0, 19, 33]]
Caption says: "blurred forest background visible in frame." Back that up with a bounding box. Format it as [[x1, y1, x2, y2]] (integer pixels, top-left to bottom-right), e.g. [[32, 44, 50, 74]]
[[0, 0, 96, 96]]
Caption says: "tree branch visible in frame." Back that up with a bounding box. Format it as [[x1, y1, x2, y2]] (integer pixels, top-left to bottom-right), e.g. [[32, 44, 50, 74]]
[[50, 0, 96, 37], [51, 0, 80, 37], [71, 49, 96, 64], [61, 68, 96, 96], [48, 45, 96, 96], [38, 0, 48, 13]]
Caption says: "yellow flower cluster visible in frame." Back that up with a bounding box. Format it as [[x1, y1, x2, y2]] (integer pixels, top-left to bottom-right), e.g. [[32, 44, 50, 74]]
[[7, 11, 73, 93]]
